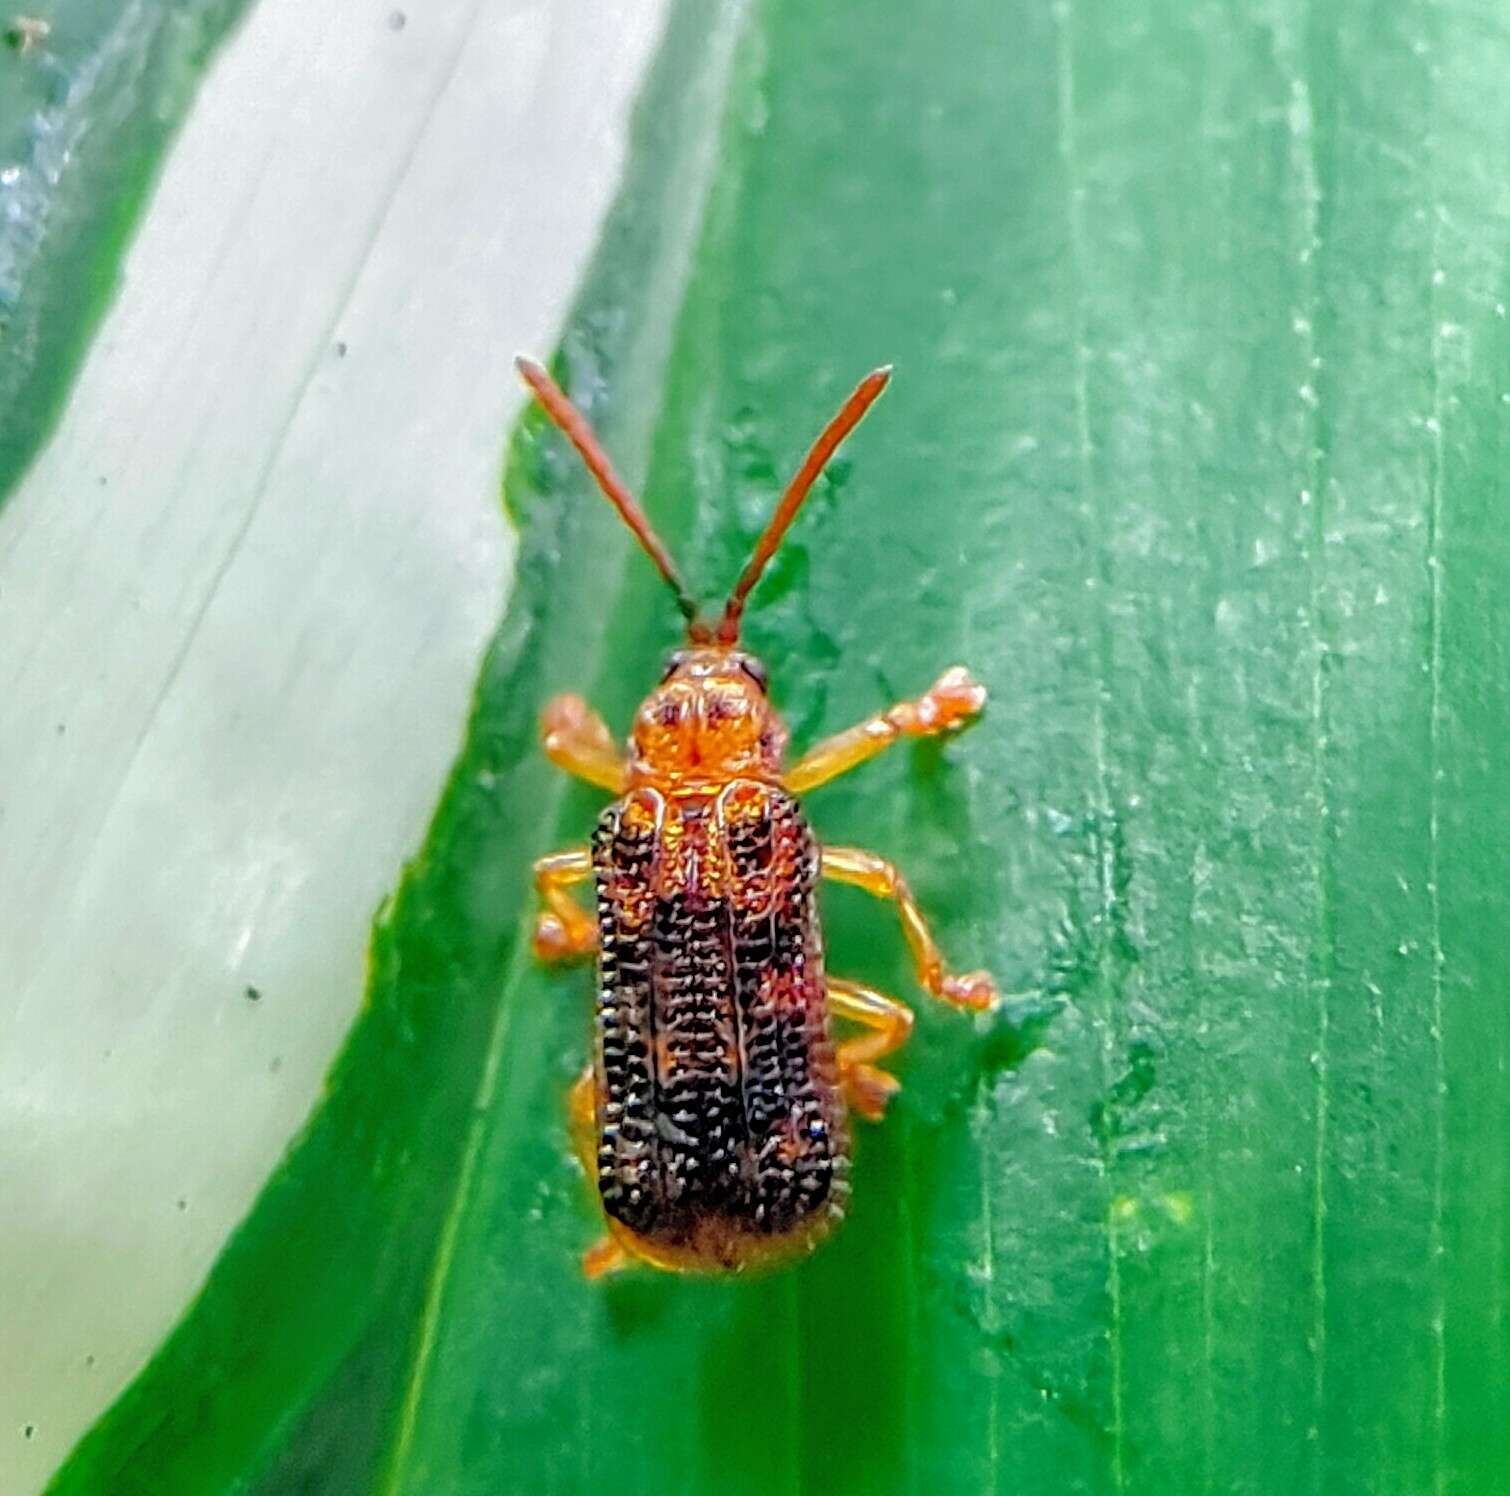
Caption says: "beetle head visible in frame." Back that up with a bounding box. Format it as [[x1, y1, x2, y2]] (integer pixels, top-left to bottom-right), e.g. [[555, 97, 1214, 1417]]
[[629, 646, 787, 786]]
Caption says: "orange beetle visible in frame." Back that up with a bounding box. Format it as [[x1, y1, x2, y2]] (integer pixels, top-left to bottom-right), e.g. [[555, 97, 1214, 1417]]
[[519, 357, 996, 1276]]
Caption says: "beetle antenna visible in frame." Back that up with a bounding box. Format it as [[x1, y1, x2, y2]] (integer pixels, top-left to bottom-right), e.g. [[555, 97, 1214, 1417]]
[[516, 356, 702, 630], [715, 365, 892, 644]]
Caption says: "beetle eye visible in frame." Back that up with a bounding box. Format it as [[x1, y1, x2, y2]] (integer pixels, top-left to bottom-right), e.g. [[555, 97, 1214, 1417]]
[[738, 657, 769, 693]]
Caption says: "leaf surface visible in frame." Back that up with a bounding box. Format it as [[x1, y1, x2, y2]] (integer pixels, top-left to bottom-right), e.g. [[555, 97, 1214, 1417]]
[[46, 0, 1510, 1492], [0, 0, 256, 499]]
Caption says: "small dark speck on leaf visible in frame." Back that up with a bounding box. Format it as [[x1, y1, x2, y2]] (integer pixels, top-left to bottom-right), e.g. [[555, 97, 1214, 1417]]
[[55, 723, 64, 736], [175, 1198, 187, 1212], [387, 9, 406, 30], [22, 1424, 35, 1440], [270, 1055, 283, 1074], [822, 455, 853, 492], [976, 993, 1061, 1078], [334, 340, 347, 358], [84, 1355, 95, 1368], [244, 984, 261, 1002], [1090, 1038, 1160, 1146]]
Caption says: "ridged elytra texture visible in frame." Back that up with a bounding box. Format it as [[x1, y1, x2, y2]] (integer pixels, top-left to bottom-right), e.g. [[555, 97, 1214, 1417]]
[[593, 782, 847, 1261]]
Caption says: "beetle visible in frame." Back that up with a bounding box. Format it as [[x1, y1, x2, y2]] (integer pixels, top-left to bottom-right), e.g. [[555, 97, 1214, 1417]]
[[517, 356, 997, 1277]]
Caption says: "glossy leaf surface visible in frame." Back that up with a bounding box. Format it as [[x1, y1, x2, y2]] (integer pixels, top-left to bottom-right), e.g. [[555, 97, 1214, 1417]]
[[0, 0, 255, 498], [46, 0, 1510, 1491]]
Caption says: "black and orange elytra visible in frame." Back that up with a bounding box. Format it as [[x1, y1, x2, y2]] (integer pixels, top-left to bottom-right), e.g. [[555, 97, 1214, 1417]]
[[519, 356, 997, 1276]]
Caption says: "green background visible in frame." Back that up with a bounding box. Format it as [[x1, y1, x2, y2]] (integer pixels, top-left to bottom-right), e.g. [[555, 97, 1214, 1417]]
[[13, 0, 1510, 1490]]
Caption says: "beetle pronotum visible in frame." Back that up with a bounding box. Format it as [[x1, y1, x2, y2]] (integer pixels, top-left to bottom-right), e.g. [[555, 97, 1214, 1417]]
[[519, 356, 996, 1276]]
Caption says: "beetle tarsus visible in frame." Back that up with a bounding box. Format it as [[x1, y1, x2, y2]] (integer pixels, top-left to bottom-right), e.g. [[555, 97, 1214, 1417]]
[[843, 1062, 902, 1123], [896, 664, 987, 735], [532, 847, 597, 962], [940, 968, 999, 1012], [533, 910, 594, 963], [829, 975, 914, 1123], [581, 1235, 631, 1280]]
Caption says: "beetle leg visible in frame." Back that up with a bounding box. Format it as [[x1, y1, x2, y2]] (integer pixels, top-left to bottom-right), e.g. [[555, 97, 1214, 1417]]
[[565, 1067, 632, 1279], [582, 1235, 632, 1280], [784, 666, 985, 794], [532, 847, 597, 962], [567, 1064, 597, 1140], [541, 693, 627, 792], [821, 846, 998, 1012], [828, 976, 915, 1122]]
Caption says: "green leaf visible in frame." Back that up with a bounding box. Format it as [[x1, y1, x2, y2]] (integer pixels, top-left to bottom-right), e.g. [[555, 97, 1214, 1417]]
[[44, 0, 1510, 1492]]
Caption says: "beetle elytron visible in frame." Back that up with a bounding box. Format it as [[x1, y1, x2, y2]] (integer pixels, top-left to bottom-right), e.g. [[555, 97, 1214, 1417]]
[[519, 356, 996, 1276]]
